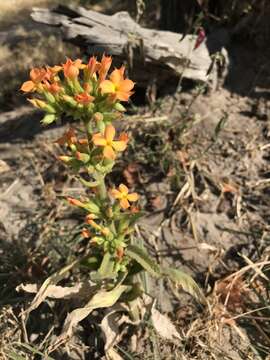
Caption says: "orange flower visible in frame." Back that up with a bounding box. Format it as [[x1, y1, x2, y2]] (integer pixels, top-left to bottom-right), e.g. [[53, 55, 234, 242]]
[[99, 66, 134, 101], [86, 56, 100, 79], [21, 67, 47, 92], [92, 124, 128, 160], [116, 246, 124, 259], [62, 58, 84, 79], [98, 55, 112, 82], [111, 184, 139, 210], [82, 228, 92, 238], [75, 92, 95, 105], [55, 128, 77, 146], [67, 197, 85, 207], [44, 81, 62, 94], [45, 65, 62, 81]]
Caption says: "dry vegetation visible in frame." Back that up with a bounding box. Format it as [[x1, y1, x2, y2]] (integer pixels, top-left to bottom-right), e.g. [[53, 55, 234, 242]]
[[0, 0, 270, 359]]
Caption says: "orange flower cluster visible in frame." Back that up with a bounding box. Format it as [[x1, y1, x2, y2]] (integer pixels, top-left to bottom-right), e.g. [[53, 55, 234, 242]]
[[21, 56, 134, 111], [22, 56, 139, 262]]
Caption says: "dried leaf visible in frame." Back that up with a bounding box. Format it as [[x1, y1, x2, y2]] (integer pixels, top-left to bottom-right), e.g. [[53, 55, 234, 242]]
[[123, 163, 139, 187], [220, 182, 239, 194], [163, 267, 206, 304], [101, 303, 139, 354], [16, 281, 96, 301], [59, 284, 129, 340], [101, 307, 124, 351], [0, 159, 10, 173], [23, 259, 80, 315], [151, 305, 181, 341], [106, 348, 124, 360]]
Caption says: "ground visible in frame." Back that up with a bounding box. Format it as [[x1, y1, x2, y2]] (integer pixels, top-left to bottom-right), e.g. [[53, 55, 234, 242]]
[[0, 1, 270, 359]]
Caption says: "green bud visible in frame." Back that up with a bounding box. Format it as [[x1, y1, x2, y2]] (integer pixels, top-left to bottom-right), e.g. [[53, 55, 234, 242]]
[[93, 112, 104, 122], [61, 95, 77, 107], [44, 104, 57, 114], [70, 144, 77, 152], [87, 103, 95, 112], [44, 91, 56, 104], [85, 201, 100, 214], [97, 120, 105, 134], [41, 114, 56, 125], [114, 102, 126, 112], [75, 152, 90, 163]]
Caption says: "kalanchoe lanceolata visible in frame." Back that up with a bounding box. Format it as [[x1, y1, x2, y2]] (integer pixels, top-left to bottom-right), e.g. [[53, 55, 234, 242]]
[[22, 55, 138, 274], [20, 55, 204, 351]]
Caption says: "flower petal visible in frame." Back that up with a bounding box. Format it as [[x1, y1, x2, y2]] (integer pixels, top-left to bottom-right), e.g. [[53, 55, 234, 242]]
[[111, 189, 122, 199], [119, 79, 134, 92], [103, 145, 115, 160], [99, 80, 115, 94], [109, 68, 123, 86], [127, 192, 139, 202], [119, 184, 129, 195], [116, 91, 133, 102], [92, 133, 107, 146], [21, 80, 35, 92], [112, 140, 127, 152], [120, 198, 130, 210], [105, 124, 115, 143]]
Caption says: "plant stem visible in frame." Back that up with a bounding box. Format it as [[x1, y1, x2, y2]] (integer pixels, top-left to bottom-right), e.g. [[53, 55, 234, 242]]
[[97, 175, 107, 200]]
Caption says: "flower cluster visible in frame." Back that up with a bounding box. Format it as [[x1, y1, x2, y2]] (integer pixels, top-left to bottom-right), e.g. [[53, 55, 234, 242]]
[[22, 56, 139, 274], [21, 56, 134, 125]]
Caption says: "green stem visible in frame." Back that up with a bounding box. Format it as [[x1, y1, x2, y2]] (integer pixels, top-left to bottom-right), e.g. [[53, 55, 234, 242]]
[[83, 118, 92, 153], [97, 175, 107, 200]]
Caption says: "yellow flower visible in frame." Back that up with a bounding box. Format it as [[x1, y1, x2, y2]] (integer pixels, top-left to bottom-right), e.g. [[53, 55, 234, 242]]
[[99, 66, 134, 101], [111, 184, 139, 210], [92, 124, 128, 160]]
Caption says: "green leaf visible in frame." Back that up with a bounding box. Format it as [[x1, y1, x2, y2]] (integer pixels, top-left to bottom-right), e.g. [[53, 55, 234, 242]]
[[80, 255, 101, 271], [94, 253, 116, 280], [162, 267, 206, 304], [126, 245, 161, 278]]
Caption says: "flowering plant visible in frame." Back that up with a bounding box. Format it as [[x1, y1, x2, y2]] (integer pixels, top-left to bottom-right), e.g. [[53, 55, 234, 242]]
[[20, 55, 204, 352]]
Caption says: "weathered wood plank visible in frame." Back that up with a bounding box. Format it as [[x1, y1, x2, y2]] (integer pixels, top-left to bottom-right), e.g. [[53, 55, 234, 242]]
[[31, 5, 216, 86]]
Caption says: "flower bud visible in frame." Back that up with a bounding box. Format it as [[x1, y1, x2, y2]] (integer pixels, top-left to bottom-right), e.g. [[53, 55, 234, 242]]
[[41, 114, 56, 125], [44, 91, 56, 104], [85, 201, 100, 214], [75, 151, 90, 163], [82, 228, 91, 238], [114, 102, 126, 112], [67, 197, 84, 207], [101, 227, 110, 236], [61, 95, 77, 107], [58, 155, 72, 163], [93, 112, 103, 122]]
